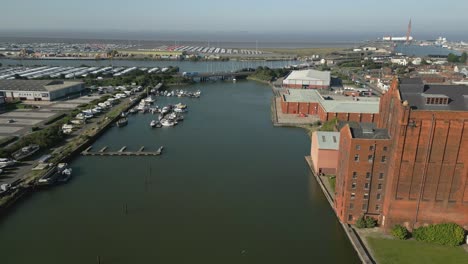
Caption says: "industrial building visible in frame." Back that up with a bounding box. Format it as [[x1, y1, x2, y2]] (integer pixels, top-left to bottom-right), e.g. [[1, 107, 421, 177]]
[[280, 89, 380, 122], [332, 77, 468, 230], [0, 80, 84, 101], [310, 131, 340, 175], [282, 69, 331, 89]]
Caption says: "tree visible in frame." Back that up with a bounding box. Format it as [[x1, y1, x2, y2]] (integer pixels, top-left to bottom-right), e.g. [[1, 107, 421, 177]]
[[391, 225, 409, 240], [447, 53, 459, 63], [365, 217, 377, 228], [355, 216, 367, 229], [460, 52, 467, 64]]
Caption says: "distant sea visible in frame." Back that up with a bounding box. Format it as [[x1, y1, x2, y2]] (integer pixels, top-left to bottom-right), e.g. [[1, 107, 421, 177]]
[[394, 44, 461, 56], [0, 37, 358, 49]]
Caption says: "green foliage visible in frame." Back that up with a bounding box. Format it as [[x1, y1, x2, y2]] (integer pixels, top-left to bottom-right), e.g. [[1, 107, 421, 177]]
[[319, 118, 338, 131], [413, 223, 465, 246], [460, 52, 467, 63], [355, 215, 378, 229], [355, 216, 367, 229], [250, 66, 289, 82], [447, 53, 460, 63], [0, 120, 67, 157], [365, 217, 377, 228], [391, 225, 409, 240]]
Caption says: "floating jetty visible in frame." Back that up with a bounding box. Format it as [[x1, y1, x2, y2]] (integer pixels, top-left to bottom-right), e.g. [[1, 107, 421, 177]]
[[81, 146, 163, 156]]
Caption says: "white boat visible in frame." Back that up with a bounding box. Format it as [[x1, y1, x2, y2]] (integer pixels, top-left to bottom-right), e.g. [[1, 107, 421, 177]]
[[150, 120, 157, 128], [174, 108, 186, 113], [161, 106, 170, 114], [161, 119, 175, 127], [0, 158, 16, 168], [144, 96, 155, 104], [174, 103, 187, 109], [57, 163, 72, 183]]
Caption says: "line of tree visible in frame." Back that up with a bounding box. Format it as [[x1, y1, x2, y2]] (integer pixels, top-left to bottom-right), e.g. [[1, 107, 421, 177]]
[[447, 52, 467, 63]]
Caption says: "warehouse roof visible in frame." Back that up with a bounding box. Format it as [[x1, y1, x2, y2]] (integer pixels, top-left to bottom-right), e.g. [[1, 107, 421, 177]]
[[339, 122, 390, 140], [283, 69, 331, 86], [399, 77, 468, 111], [283, 89, 380, 114], [315, 131, 340, 150], [0, 79, 82, 92]]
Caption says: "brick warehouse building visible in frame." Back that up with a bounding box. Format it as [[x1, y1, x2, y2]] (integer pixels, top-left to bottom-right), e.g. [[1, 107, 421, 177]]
[[281, 89, 379, 122], [334, 77, 468, 230]]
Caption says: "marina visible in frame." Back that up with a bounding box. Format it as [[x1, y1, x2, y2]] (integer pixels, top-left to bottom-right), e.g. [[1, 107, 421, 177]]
[[0, 81, 359, 264]]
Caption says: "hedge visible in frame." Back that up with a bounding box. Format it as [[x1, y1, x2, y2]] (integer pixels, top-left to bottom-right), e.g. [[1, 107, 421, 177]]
[[391, 225, 409, 240], [355, 216, 378, 229], [413, 223, 465, 246]]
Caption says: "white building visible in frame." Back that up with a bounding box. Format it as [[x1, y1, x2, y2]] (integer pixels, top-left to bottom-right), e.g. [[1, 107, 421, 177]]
[[283, 69, 331, 89], [0, 80, 84, 101]]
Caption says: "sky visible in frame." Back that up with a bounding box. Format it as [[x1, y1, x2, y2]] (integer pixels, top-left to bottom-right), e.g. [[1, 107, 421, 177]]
[[1, 0, 467, 41]]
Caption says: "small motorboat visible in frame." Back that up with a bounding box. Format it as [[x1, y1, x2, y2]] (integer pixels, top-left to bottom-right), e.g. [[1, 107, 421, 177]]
[[150, 120, 157, 128], [116, 118, 128, 127]]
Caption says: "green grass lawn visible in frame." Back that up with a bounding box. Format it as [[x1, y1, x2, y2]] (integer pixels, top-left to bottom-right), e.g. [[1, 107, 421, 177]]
[[367, 237, 468, 264]]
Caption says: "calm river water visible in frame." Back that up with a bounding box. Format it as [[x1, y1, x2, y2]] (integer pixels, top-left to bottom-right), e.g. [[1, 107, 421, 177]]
[[0, 81, 359, 263]]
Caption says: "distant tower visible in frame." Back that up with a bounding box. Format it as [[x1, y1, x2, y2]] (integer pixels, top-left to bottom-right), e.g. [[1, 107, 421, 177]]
[[406, 19, 412, 44]]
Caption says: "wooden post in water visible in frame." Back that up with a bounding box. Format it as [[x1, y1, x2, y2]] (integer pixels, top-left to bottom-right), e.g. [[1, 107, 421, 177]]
[[97, 256, 101, 264]]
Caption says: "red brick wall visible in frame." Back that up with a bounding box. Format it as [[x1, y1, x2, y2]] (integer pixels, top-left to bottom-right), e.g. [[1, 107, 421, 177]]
[[335, 125, 391, 224], [378, 78, 468, 230]]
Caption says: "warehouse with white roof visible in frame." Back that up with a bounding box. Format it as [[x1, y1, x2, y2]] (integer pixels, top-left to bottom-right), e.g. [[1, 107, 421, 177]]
[[283, 69, 331, 89], [0, 80, 84, 101]]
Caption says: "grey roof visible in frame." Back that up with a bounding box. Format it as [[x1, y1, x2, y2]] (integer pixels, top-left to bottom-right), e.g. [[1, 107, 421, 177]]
[[283, 69, 331, 86], [283, 89, 380, 114], [338, 122, 390, 140], [399, 77, 468, 111], [0, 79, 82, 92], [315, 131, 340, 150]]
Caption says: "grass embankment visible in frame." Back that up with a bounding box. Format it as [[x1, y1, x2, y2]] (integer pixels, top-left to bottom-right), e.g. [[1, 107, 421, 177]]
[[264, 47, 345, 57], [367, 237, 468, 264]]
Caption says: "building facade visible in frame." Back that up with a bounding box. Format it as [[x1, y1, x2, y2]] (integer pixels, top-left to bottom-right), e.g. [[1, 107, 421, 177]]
[[0, 80, 84, 101], [280, 89, 379, 122], [334, 77, 468, 230], [377, 78, 468, 230], [283, 69, 330, 89], [335, 123, 391, 224], [310, 131, 340, 175]]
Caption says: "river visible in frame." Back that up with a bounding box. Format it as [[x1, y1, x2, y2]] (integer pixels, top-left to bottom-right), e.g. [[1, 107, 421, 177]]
[[0, 81, 359, 263]]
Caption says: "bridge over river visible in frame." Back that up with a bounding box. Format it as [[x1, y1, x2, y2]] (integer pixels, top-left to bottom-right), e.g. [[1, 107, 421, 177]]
[[176, 71, 255, 82]]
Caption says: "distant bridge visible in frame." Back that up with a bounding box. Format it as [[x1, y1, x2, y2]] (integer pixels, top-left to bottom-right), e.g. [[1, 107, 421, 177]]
[[177, 71, 254, 82]]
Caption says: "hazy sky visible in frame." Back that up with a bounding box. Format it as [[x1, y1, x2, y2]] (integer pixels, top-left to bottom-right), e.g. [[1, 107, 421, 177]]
[[1, 0, 467, 40]]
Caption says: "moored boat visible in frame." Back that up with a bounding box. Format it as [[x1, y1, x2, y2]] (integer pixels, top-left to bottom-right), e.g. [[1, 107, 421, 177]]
[[12, 144, 40, 161], [116, 118, 128, 127]]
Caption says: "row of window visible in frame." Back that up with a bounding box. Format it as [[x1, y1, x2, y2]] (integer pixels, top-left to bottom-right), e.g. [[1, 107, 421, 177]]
[[349, 203, 380, 211], [354, 154, 387, 162], [355, 145, 388, 151], [352, 172, 385, 180], [351, 182, 383, 190], [350, 193, 382, 200]]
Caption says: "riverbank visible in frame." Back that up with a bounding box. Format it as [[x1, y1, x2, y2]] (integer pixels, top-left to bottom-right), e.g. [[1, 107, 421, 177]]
[[267, 82, 376, 263], [0, 89, 146, 214], [304, 157, 376, 264]]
